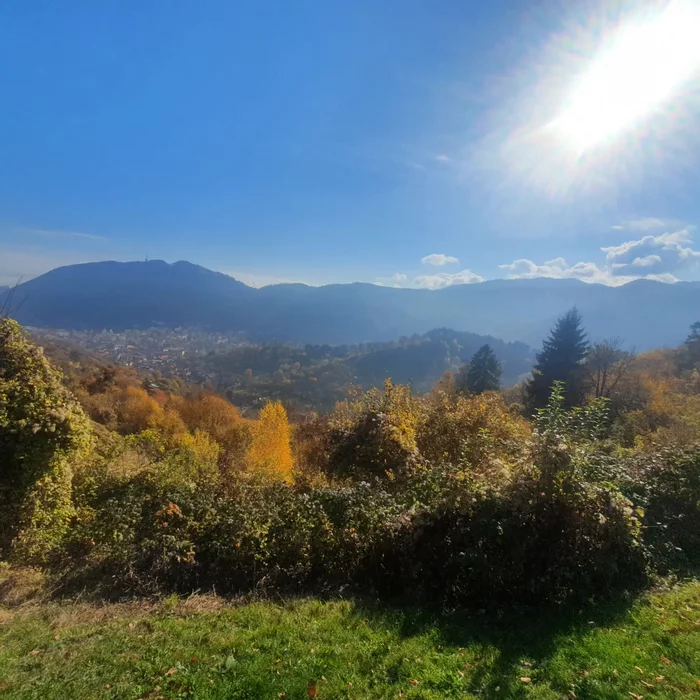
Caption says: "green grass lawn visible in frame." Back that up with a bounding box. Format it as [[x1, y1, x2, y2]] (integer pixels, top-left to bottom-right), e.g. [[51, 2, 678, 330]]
[[0, 579, 699, 699]]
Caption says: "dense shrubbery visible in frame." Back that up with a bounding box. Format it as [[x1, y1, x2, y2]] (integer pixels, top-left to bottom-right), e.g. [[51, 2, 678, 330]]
[[3, 317, 700, 610], [0, 319, 91, 563]]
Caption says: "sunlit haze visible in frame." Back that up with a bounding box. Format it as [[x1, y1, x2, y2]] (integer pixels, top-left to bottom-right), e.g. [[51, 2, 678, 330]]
[[552, 0, 700, 152]]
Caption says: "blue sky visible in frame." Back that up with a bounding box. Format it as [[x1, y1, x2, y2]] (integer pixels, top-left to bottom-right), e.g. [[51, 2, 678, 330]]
[[2, 0, 700, 288]]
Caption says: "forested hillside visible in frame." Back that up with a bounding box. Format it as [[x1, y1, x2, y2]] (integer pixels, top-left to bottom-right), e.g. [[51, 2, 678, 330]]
[[2, 307, 700, 592], [33, 326, 534, 413], [5, 259, 700, 348]]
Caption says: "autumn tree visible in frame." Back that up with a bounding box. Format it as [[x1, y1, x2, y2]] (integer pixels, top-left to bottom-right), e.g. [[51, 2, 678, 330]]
[[176, 393, 251, 467], [0, 318, 91, 561], [585, 338, 635, 398], [526, 307, 589, 411], [453, 364, 470, 394], [114, 385, 164, 434], [247, 400, 293, 480], [465, 344, 502, 394]]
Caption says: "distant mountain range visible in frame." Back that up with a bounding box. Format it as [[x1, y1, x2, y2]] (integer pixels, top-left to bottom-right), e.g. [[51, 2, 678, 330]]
[[2, 260, 698, 350]]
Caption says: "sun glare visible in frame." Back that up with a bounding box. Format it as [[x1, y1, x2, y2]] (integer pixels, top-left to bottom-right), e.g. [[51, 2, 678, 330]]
[[553, 0, 700, 152]]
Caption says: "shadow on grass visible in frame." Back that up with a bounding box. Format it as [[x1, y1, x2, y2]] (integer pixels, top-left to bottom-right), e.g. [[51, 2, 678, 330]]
[[352, 590, 640, 696]]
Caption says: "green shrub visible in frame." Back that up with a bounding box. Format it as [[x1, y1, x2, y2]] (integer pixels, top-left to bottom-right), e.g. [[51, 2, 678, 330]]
[[372, 469, 647, 606], [618, 448, 700, 574], [0, 318, 91, 562]]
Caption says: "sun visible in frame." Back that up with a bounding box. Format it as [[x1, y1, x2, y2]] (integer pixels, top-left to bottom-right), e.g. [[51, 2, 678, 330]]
[[552, 0, 700, 152]]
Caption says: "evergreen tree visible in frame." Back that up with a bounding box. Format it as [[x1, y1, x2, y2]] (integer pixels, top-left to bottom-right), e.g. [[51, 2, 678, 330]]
[[465, 344, 502, 394], [526, 307, 589, 412]]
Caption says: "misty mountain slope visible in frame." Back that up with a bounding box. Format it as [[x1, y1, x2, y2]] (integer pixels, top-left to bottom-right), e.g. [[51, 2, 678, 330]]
[[3, 260, 699, 350]]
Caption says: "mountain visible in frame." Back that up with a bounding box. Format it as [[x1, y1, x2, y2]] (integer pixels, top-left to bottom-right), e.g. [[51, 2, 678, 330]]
[[3, 260, 699, 350]]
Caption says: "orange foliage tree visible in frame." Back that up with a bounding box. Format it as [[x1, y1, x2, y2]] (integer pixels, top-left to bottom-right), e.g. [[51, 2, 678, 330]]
[[174, 393, 251, 468]]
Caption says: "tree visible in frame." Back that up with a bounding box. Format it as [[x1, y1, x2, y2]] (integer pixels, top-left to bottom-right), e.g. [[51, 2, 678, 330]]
[[453, 363, 470, 394], [526, 307, 589, 411], [176, 393, 251, 468], [247, 400, 293, 480], [465, 344, 502, 394], [0, 318, 91, 561], [585, 338, 635, 398], [682, 321, 700, 369]]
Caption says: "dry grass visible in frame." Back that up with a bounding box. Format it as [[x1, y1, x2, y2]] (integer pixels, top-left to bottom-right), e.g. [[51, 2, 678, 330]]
[[0, 566, 46, 607]]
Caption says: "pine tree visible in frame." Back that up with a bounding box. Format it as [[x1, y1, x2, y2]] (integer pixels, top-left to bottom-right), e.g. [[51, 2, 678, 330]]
[[526, 307, 589, 411], [465, 344, 502, 394]]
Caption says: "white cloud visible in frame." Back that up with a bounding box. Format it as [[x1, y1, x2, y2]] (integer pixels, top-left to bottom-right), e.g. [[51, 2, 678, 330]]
[[375, 272, 408, 288], [420, 253, 460, 266], [414, 269, 483, 289], [499, 221, 700, 286], [499, 257, 644, 286], [602, 228, 700, 277], [631, 254, 662, 268], [434, 154, 450, 163]]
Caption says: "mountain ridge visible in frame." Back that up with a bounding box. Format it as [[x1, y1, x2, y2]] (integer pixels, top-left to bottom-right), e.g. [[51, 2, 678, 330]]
[[2, 260, 698, 349]]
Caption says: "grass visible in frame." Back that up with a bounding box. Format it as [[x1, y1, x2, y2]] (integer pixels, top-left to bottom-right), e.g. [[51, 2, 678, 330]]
[[0, 576, 699, 699]]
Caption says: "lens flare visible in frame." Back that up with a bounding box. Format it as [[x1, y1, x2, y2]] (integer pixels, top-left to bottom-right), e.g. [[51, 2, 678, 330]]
[[553, 0, 700, 152]]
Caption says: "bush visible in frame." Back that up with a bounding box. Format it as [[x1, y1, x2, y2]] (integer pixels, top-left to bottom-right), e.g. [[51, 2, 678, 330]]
[[618, 448, 700, 574], [324, 381, 423, 481], [418, 391, 529, 474], [0, 318, 91, 562], [372, 469, 646, 606]]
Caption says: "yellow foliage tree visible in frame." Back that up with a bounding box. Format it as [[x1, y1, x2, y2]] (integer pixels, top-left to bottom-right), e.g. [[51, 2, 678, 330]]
[[175, 428, 221, 477], [248, 400, 294, 480]]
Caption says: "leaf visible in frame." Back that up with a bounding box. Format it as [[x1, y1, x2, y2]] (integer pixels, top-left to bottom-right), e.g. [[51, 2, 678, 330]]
[[165, 668, 176, 677], [660, 654, 672, 665], [308, 680, 317, 697], [521, 661, 533, 668], [628, 694, 643, 700], [409, 679, 419, 685], [655, 676, 665, 682], [520, 677, 532, 684], [641, 681, 654, 689], [29, 649, 41, 656]]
